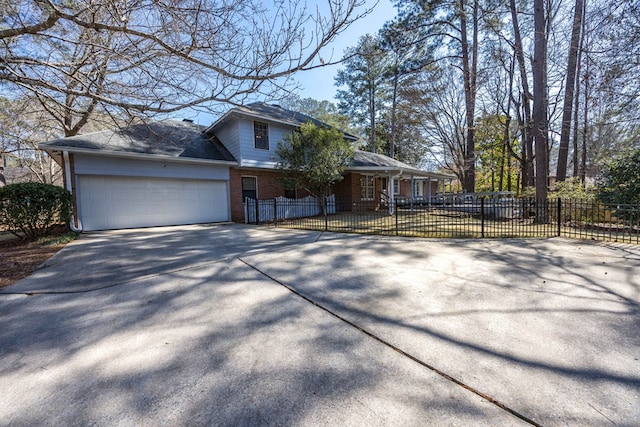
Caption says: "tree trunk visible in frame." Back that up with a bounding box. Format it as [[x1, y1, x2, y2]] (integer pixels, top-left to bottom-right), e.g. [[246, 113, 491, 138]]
[[572, 0, 587, 179], [580, 47, 590, 184], [533, 0, 548, 202], [460, 0, 478, 193], [369, 84, 376, 153], [510, 0, 535, 189], [556, 0, 585, 182], [390, 69, 398, 159]]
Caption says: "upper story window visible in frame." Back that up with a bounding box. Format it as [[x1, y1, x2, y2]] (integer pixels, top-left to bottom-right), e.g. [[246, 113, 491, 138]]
[[254, 121, 269, 150]]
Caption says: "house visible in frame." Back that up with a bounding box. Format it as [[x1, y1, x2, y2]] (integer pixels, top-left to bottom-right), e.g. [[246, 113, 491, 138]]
[[40, 102, 454, 231]]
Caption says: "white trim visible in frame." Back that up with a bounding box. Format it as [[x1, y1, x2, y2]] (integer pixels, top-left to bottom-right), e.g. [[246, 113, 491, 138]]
[[206, 107, 358, 141], [345, 166, 454, 180], [414, 180, 424, 197], [240, 159, 278, 168], [41, 146, 237, 166], [63, 151, 82, 232], [360, 174, 375, 201], [207, 109, 299, 132], [253, 121, 270, 151]]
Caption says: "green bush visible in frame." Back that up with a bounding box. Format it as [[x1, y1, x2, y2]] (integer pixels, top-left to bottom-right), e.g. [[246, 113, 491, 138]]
[[597, 147, 640, 206], [549, 177, 596, 200], [0, 182, 72, 240]]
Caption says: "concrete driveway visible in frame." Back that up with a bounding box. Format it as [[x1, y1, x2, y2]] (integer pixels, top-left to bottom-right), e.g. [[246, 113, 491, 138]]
[[1, 224, 638, 426]]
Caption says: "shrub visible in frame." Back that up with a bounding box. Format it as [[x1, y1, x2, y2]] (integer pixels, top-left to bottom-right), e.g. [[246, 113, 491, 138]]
[[549, 177, 596, 200], [0, 182, 72, 240], [596, 147, 640, 206]]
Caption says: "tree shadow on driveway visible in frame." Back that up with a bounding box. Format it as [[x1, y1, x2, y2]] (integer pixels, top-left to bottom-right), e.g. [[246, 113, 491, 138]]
[[0, 226, 523, 426], [240, 234, 640, 426]]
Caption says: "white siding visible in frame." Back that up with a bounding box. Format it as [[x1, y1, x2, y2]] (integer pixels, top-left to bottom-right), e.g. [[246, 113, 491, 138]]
[[236, 118, 293, 168], [73, 154, 230, 180], [214, 120, 241, 162]]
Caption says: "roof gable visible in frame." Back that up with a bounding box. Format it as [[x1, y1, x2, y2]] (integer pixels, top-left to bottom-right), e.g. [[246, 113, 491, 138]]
[[207, 102, 358, 141]]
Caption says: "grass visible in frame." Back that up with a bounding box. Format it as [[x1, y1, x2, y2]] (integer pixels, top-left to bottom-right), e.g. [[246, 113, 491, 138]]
[[273, 209, 640, 244], [37, 231, 79, 246]]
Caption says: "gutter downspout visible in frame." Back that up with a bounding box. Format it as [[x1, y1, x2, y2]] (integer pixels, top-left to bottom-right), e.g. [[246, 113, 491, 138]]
[[63, 151, 82, 232]]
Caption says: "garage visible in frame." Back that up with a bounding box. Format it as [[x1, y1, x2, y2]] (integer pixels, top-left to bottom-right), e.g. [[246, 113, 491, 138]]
[[77, 175, 229, 231]]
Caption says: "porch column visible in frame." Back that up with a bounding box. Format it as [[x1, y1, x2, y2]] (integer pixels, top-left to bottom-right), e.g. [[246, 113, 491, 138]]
[[427, 178, 432, 207], [410, 175, 415, 213], [388, 173, 394, 215]]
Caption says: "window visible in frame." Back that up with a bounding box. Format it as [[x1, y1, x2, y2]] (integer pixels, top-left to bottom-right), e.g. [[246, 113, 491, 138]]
[[254, 121, 269, 150], [284, 188, 297, 199], [414, 180, 424, 198], [361, 175, 374, 200], [242, 176, 257, 201], [393, 179, 400, 195]]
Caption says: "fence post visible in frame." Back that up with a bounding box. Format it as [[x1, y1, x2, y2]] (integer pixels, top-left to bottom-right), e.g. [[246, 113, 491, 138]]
[[255, 198, 260, 224], [273, 198, 278, 224], [481, 197, 485, 238], [395, 200, 399, 236], [325, 198, 328, 232], [557, 197, 561, 237]]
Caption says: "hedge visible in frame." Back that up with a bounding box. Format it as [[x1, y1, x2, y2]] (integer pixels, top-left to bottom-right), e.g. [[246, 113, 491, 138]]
[[0, 182, 72, 240]]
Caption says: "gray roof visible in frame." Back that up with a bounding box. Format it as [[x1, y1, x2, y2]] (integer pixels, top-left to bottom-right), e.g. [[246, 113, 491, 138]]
[[40, 120, 236, 162], [208, 102, 359, 140], [351, 150, 422, 169], [349, 150, 454, 179]]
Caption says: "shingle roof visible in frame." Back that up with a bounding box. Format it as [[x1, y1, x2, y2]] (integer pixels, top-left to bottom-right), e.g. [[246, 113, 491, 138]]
[[208, 102, 359, 140], [348, 150, 455, 179], [351, 150, 421, 170], [40, 120, 236, 162]]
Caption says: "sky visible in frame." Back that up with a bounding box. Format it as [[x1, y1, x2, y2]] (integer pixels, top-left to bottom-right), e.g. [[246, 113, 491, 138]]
[[186, 0, 397, 124], [292, 0, 397, 102]]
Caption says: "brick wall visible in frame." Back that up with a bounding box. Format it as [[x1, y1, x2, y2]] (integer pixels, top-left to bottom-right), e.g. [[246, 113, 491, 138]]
[[230, 169, 405, 221], [229, 168, 290, 222]]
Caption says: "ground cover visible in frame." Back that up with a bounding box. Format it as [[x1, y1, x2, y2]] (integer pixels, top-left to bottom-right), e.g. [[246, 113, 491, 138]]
[[0, 228, 77, 288]]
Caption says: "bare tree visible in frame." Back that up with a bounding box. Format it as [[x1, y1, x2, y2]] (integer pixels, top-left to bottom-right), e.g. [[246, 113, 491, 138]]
[[0, 97, 62, 184], [393, 0, 480, 193], [532, 0, 549, 201], [509, 0, 535, 190], [1, 0, 371, 137], [556, 0, 585, 181], [414, 66, 468, 184]]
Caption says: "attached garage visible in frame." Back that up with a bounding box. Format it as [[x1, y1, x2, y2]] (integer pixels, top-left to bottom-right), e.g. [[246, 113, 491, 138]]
[[39, 120, 237, 231], [77, 175, 229, 231]]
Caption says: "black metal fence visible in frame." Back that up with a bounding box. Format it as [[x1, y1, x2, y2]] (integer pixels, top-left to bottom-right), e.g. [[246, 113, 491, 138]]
[[247, 197, 640, 244]]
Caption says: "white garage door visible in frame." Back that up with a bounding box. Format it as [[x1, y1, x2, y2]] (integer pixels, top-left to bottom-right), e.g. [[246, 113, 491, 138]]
[[78, 175, 229, 231]]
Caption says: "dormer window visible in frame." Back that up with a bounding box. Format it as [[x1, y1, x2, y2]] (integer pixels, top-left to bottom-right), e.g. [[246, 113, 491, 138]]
[[254, 121, 269, 150]]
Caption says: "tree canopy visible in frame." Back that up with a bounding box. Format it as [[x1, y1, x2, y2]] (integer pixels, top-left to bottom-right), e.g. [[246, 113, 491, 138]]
[[1, 0, 371, 135], [333, 0, 640, 199], [596, 147, 640, 206], [276, 122, 354, 201]]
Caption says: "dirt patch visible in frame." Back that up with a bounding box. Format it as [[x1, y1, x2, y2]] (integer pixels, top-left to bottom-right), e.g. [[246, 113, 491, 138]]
[[0, 233, 69, 289]]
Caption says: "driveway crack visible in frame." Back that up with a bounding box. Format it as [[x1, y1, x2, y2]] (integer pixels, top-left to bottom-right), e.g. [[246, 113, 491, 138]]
[[238, 257, 543, 427]]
